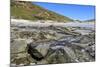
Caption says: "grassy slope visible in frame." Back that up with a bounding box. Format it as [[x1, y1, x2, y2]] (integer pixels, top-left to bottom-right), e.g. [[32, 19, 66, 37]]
[[11, 1, 73, 22]]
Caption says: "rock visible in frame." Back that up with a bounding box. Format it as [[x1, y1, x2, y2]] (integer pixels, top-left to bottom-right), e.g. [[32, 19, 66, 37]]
[[40, 41, 77, 63], [64, 46, 76, 60], [11, 56, 29, 65], [70, 35, 93, 44], [27, 42, 44, 61], [11, 39, 27, 53], [26, 37, 95, 64], [11, 20, 95, 65], [11, 53, 36, 65], [72, 43, 89, 48], [45, 47, 75, 63], [10, 39, 36, 65], [35, 44, 50, 56], [85, 43, 95, 58]]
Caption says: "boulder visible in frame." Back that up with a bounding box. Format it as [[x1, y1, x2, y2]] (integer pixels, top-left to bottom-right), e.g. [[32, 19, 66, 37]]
[[11, 39, 27, 53]]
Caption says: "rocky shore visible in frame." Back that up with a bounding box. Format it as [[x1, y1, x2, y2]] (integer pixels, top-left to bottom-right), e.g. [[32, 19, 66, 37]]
[[11, 19, 95, 66]]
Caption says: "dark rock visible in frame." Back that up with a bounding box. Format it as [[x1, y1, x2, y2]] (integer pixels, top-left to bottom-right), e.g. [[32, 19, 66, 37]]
[[27, 43, 44, 61]]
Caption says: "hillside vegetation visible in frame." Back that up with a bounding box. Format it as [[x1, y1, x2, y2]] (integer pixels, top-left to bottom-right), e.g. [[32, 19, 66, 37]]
[[11, 1, 73, 22]]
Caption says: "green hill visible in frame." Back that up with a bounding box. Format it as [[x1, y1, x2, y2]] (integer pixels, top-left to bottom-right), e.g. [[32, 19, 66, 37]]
[[11, 1, 73, 22]]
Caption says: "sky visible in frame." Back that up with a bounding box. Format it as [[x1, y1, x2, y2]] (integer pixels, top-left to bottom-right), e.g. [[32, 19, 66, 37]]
[[33, 2, 95, 21]]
